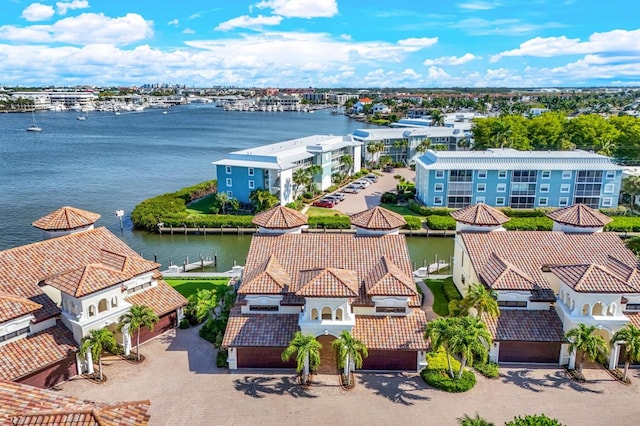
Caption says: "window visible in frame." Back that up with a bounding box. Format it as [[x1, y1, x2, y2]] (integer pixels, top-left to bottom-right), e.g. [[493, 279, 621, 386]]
[[496, 197, 505, 206], [626, 304, 640, 312], [435, 170, 445, 179], [321, 307, 332, 320], [540, 184, 549, 193], [498, 170, 507, 179], [226, 191, 233, 198], [225, 166, 232, 174], [477, 183, 486, 192], [249, 305, 279, 311], [539, 197, 548, 206], [541, 171, 551, 179], [602, 197, 612, 207], [248, 167, 254, 176], [604, 183, 614, 193], [98, 299, 108, 313], [497, 301, 528, 308], [606, 170, 615, 179], [226, 178, 232, 187], [497, 183, 506, 193], [375, 306, 406, 314], [1, 326, 30, 342], [562, 170, 571, 179], [559, 197, 568, 207], [560, 184, 570, 193], [434, 196, 443, 205], [434, 183, 444, 192], [478, 170, 487, 179], [248, 180, 255, 189], [476, 196, 485, 203]]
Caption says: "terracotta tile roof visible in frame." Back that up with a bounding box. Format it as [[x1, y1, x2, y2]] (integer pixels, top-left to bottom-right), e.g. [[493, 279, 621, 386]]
[[296, 268, 360, 297], [252, 206, 308, 229], [349, 206, 406, 230], [44, 263, 131, 297], [222, 312, 300, 347], [32, 206, 101, 231], [0, 292, 41, 323], [546, 203, 612, 228], [0, 380, 150, 425], [625, 312, 640, 328], [0, 227, 160, 322], [238, 255, 291, 295], [125, 280, 187, 316], [461, 231, 640, 294], [353, 311, 429, 350], [480, 253, 539, 291], [547, 264, 640, 293], [450, 203, 510, 226], [481, 309, 565, 342], [0, 322, 77, 381], [364, 256, 418, 296]]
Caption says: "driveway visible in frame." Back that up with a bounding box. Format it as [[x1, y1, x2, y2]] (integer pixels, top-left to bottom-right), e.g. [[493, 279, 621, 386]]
[[57, 326, 640, 425]]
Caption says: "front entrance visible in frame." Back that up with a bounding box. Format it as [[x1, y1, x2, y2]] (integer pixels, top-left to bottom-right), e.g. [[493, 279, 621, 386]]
[[317, 335, 338, 374]]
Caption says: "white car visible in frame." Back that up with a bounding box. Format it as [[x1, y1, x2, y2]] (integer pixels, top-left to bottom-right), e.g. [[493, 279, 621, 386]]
[[353, 180, 370, 188], [343, 185, 361, 193]]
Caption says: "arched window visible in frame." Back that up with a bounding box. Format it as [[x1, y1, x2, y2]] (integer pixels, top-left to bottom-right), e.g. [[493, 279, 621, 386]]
[[111, 296, 118, 308], [607, 303, 616, 316], [88, 305, 96, 317], [581, 303, 590, 316], [311, 308, 319, 320], [592, 302, 604, 316], [321, 306, 332, 320], [98, 299, 108, 313], [335, 308, 343, 321]]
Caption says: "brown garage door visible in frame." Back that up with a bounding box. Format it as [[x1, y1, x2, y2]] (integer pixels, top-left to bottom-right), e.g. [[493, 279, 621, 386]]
[[237, 347, 297, 369], [499, 341, 560, 363], [137, 311, 177, 344], [361, 350, 416, 371], [18, 354, 78, 389]]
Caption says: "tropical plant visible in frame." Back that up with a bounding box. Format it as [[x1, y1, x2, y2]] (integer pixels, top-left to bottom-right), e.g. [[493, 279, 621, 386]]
[[248, 189, 279, 212], [505, 414, 564, 426], [118, 304, 159, 361], [565, 323, 609, 376], [490, 119, 512, 149], [457, 413, 495, 426], [459, 283, 500, 318], [611, 323, 640, 381], [449, 316, 492, 379], [415, 138, 432, 154], [332, 330, 368, 386], [79, 328, 117, 381], [425, 317, 457, 378], [281, 332, 322, 385], [430, 109, 445, 126], [186, 288, 218, 323], [340, 154, 354, 177], [366, 141, 385, 166], [622, 176, 640, 207]]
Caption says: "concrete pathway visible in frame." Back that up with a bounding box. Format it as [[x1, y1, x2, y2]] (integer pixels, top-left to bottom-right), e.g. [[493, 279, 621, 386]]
[[416, 279, 438, 321]]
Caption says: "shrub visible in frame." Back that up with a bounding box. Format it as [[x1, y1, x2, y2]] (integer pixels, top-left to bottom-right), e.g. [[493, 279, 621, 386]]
[[161, 214, 255, 229], [606, 217, 640, 232], [498, 208, 548, 218], [600, 206, 632, 216], [474, 361, 499, 378], [285, 199, 304, 211], [199, 317, 228, 347], [421, 368, 476, 393], [505, 414, 564, 426], [216, 349, 228, 368], [408, 201, 452, 216], [426, 348, 461, 371], [503, 217, 553, 231], [443, 278, 462, 301], [178, 318, 190, 329], [307, 216, 351, 229], [426, 215, 456, 230], [381, 192, 398, 204], [403, 216, 422, 230]]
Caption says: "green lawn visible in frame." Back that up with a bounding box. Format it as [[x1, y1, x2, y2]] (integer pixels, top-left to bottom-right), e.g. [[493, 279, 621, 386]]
[[305, 206, 348, 218], [165, 278, 230, 300], [186, 194, 219, 215], [425, 279, 449, 316], [379, 203, 426, 220]]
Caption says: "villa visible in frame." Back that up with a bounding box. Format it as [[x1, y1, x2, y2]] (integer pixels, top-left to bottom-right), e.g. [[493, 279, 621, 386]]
[[451, 202, 640, 368], [0, 206, 187, 388], [415, 148, 624, 209], [222, 205, 429, 371]]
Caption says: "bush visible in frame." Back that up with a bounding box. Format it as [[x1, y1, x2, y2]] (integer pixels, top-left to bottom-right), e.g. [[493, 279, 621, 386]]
[[216, 349, 228, 368], [505, 414, 564, 426], [426, 215, 456, 230], [600, 206, 632, 216], [160, 214, 255, 229], [474, 361, 499, 378], [606, 216, 640, 232], [421, 368, 476, 393], [285, 199, 304, 211], [503, 217, 553, 231], [498, 208, 548, 218], [408, 200, 451, 216], [426, 348, 461, 371], [381, 192, 398, 204], [403, 216, 422, 230], [178, 318, 190, 329], [308, 216, 351, 229], [199, 317, 228, 347], [443, 278, 462, 301]]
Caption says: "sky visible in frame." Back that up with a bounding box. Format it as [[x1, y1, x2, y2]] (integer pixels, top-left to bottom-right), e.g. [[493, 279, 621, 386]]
[[1, 0, 639, 88]]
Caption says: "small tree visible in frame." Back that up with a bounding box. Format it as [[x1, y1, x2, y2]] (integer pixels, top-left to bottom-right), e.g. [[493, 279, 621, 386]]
[[249, 189, 279, 212], [505, 414, 564, 426], [449, 316, 492, 379], [565, 323, 608, 376], [457, 413, 495, 426], [186, 288, 217, 323], [460, 283, 500, 318], [340, 154, 354, 177], [79, 328, 116, 381], [611, 323, 640, 381], [281, 332, 322, 385], [425, 317, 456, 378], [332, 330, 368, 386], [118, 304, 159, 361]]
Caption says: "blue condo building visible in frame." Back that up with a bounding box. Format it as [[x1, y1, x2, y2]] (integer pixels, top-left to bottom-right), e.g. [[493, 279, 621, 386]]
[[415, 148, 624, 209]]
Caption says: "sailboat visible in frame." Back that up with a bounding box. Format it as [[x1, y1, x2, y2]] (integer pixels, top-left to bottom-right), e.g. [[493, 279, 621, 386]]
[[26, 112, 41, 132]]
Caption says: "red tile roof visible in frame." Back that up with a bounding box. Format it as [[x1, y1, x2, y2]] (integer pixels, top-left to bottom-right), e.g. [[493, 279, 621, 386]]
[[482, 309, 565, 342], [222, 312, 300, 347], [239, 255, 291, 295], [32, 206, 101, 231], [252, 206, 308, 229], [44, 263, 131, 298], [0, 322, 77, 381], [364, 256, 418, 296], [125, 280, 187, 316], [480, 253, 539, 291], [296, 268, 360, 297], [548, 264, 640, 293], [353, 311, 429, 350], [546, 203, 612, 228], [349, 206, 406, 230], [0, 292, 41, 323], [450, 203, 510, 226], [0, 380, 150, 425]]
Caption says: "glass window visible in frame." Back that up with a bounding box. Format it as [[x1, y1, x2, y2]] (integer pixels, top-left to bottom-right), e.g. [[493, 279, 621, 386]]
[[498, 170, 507, 179], [606, 170, 615, 179], [541, 171, 551, 179], [477, 183, 486, 192], [226, 191, 233, 198], [226, 178, 232, 187], [602, 197, 612, 207], [497, 301, 528, 308], [562, 170, 572, 179], [225, 166, 232, 174], [248, 180, 255, 189], [560, 184, 570, 193], [434, 183, 444, 192], [476, 196, 485, 203], [604, 183, 614, 193], [540, 184, 550, 193], [539, 197, 548, 206], [559, 197, 568, 206], [435, 170, 444, 179], [496, 197, 505, 206], [478, 170, 487, 179], [248, 168, 254, 176], [434, 196, 443, 205], [497, 183, 506, 193]]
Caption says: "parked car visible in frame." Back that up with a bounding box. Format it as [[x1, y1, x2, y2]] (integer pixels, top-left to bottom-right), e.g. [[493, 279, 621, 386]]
[[328, 192, 345, 201], [323, 195, 342, 204], [312, 198, 336, 208], [364, 174, 379, 182], [352, 180, 369, 188], [383, 165, 395, 173], [343, 185, 361, 193]]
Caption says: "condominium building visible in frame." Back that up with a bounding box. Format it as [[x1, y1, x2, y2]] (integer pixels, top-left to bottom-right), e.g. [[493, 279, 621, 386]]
[[415, 148, 624, 209]]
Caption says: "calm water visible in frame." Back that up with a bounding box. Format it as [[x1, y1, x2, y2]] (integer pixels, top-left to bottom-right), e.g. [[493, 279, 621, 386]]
[[0, 105, 453, 270]]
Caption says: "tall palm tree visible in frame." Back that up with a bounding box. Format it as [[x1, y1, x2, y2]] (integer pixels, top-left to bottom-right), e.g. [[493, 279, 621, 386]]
[[332, 330, 368, 386], [392, 138, 409, 163], [282, 332, 322, 385], [565, 323, 609, 376], [292, 168, 310, 196], [460, 283, 500, 318], [490, 120, 511, 149], [415, 138, 432, 155], [611, 323, 640, 381], [430, 109, 445, 126], [340, 154, 354, 177], [449, 316, 492, 379], [118, 304, 159, 361], [79, 328, 116, 381], [366, 141, 384, 166], [425, 317, 457, 378]]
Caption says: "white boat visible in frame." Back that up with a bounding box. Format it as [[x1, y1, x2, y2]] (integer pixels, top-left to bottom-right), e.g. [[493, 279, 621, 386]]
[[76, 115, 86, 121], [26, 112, 41, 132]]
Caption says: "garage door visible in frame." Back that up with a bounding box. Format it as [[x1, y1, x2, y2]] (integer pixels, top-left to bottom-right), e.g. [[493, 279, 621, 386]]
[[237, 347, 297, 369], [499, 341, 560, 363], [19, 354, 78, 389], [137, 311, 177, 344], [361, 350, 416, 371]]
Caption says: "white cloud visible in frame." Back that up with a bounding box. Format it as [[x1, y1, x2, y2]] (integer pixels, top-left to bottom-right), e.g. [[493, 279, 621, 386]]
[[0, 13, 153, 45], [401, 68, 421, 78], [458, 1, 501, 10], [397, 37, 438, 48], [168, 19, 179, 26], [255, 0, 338, 18], [22, 3, 55, 22], [215, 15, 283, 31], [339, 34, 351, 41], [423, 53, 477, 66], [453, 17, 564, 36], [56, 0, 89, 15], [182, 28, 195, 34], [426, 66, 450, 80]]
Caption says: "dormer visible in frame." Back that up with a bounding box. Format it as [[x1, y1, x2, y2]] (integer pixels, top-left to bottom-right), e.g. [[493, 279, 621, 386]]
[[364, 256, 417, 315], [238, 255, 289, 313], [546, 204, 612, 234], [450, 203, 509, 233], [252, 205, 308, 234], [0, 293, 41, 345], [32, 206, 101, 240], [350, 206, 406, 236]]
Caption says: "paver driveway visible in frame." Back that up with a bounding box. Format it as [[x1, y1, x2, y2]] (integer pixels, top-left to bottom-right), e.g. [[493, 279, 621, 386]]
[[57, 326, 640, 425]]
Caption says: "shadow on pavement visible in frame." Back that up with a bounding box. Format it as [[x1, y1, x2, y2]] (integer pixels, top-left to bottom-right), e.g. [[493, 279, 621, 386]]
[[161, 327, 222, 375], [358, 373, 430, 405], [233, 375, 317, 399], [500, 369, 603, 394]]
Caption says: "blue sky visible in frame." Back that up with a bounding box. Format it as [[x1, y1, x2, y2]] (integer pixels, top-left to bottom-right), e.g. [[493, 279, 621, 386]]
[[1, 0, 639, 88]]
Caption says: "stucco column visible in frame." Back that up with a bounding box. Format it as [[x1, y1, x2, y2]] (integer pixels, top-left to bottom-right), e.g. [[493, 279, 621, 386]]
[[609, 343, 620, 370], [122, 325, 132, 356], [568, 349, 576, 370], [86, 349, 94, 374]]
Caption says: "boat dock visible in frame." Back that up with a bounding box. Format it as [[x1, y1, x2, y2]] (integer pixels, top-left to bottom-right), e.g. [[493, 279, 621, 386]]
[[413, 262, 450, 278]]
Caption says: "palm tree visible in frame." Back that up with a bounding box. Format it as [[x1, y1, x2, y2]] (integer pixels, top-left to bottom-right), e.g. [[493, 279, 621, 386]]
[[187, 288, 217, 323], [565, 323, 609, 376], [118, 304, 159, 361], [366, 141, 384, 166], [79, 328, 116, 381], [460, 283, 500, 318], [611, 324, 640, 381], [415, 138, 432, 155], [392, 138, 409, 163], [425, 317, 456, 378], [458, 413, 495, 426], [449, 316, 492, 379], [490, 120, 511, 149], [340, 154, 354, 177], [281, 332, 322, 385], [430, 109, 445, 126], [292, 168, 310, 196], [332, 330, 368, 386]]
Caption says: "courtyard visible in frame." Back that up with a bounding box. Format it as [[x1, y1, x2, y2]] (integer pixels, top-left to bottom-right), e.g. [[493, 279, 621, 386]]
[[57, 326, 640, 425]]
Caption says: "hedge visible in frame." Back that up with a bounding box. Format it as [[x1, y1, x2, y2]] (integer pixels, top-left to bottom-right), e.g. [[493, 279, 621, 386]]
[[497, 207, 549, 218], [443, 277, 462, 301], [403, 216, 423, 230], [160, 215, 255, 228], [307, 216, 352, 229], [408, 200, 452, 217], [503, 217, 554, 231], [606, 217, 640, 232], [426, 215, 456, 230], [421, 368, 476, 393]]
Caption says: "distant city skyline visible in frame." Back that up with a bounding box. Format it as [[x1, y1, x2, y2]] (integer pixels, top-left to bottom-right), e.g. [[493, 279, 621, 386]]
[[1, 0, 638, 88]]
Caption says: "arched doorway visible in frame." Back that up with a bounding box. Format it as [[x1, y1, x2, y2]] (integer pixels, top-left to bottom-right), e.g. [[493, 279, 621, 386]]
[[316, 334, 338, 374]]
